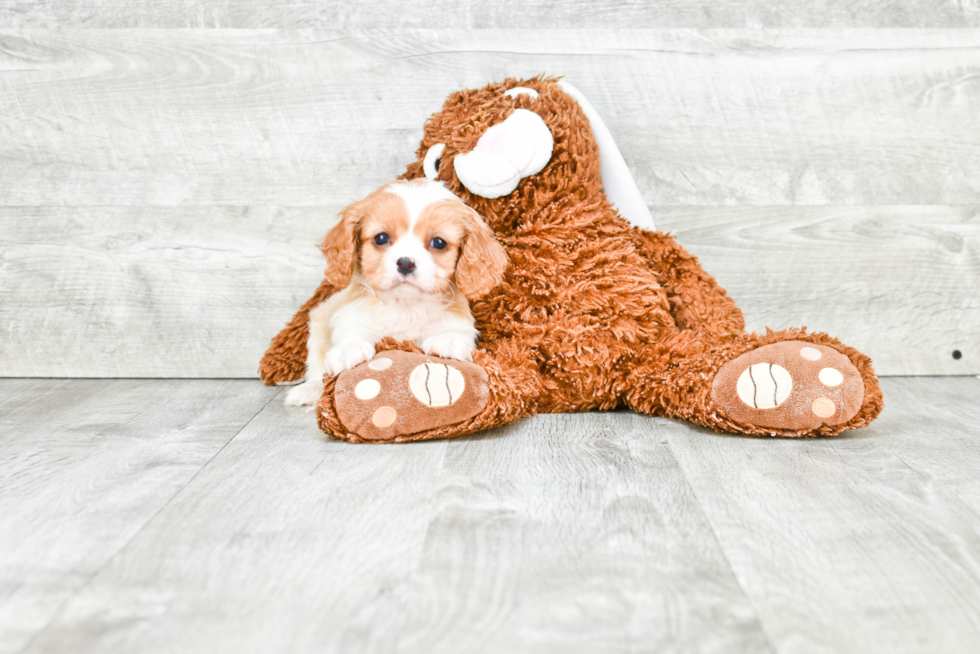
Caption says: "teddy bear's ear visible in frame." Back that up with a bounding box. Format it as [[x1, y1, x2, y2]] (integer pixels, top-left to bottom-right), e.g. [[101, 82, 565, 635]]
[[556, 80, 656, 231], [456, 206, 509, 300], [319, 200, 361, 288]]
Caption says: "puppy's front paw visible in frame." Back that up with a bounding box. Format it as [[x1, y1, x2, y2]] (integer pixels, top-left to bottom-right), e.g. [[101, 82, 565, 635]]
[[421, 334, 474, 362], [325, 342, 376, 376], [284, 379, 324, 406]]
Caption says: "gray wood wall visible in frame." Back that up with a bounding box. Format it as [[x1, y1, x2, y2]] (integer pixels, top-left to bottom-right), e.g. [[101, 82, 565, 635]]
[[1, 7, 978, 377]]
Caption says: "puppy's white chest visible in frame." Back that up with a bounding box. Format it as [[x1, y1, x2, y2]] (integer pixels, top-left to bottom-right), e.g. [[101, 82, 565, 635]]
[[371, 300, 453, 341]]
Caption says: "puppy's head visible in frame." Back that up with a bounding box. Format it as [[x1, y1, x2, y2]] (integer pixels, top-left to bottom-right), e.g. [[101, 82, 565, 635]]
[[320, 180, 508, 300]]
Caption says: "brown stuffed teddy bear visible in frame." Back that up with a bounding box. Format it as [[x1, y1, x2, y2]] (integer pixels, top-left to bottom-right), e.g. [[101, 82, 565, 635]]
[[260, 76, 883, 443]]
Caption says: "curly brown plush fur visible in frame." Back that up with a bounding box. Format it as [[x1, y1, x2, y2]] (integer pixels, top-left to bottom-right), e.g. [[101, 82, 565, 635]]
[[262, 75, 883, 441], [259, 281, 339, 385]]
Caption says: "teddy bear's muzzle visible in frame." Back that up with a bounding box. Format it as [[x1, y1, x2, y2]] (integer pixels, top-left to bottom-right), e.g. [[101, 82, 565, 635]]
[[453, 108, 554, 199]]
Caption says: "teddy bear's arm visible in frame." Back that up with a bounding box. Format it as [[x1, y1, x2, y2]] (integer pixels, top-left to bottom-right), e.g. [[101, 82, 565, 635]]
[[258, 277, 340, 385], [632, 229, 746, 343]]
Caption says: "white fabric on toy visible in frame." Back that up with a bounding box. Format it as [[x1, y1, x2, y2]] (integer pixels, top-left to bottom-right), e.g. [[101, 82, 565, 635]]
[[504, 87, 539, 99], [557, 80, 656, 231], [423, 143, 445, 180], [453, 109, 554, 200]]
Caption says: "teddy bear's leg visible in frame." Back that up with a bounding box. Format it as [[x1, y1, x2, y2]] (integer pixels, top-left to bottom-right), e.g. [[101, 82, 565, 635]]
[[258, 278, 339, 385], [316, 340, 544, 443], [631, 229, 745, 342], [625, 328, 883, 437]]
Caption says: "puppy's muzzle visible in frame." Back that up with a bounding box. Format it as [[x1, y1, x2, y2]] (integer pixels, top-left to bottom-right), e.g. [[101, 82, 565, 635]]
[[396, 257, 416, 276]]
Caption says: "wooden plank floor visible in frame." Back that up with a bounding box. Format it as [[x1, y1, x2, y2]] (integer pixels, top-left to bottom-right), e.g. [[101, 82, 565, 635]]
[[2, 376, 979, 653]]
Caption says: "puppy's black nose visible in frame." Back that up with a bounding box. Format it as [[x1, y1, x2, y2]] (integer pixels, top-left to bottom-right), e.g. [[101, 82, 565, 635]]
[[396, 257, 416, 276]]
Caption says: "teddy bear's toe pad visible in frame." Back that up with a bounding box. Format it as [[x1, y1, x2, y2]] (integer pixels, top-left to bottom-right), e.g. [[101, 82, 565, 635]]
[[711, 341, 864, 433], [333, 350, 489, 441]]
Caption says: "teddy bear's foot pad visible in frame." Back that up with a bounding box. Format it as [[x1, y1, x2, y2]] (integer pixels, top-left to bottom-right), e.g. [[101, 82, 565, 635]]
[[711, 341, 865, 433], [333, 350, 490, 441]]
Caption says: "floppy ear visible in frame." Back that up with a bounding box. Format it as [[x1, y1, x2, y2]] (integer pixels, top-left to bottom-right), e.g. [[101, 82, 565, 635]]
[[455, 206, 508, 299], [319, 200, 362, 288]]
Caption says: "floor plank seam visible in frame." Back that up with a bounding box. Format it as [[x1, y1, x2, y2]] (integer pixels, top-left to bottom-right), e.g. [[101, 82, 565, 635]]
[[12, 386, 282, 654], [660, 430, 780, 654], [0, 378, 60, 409]]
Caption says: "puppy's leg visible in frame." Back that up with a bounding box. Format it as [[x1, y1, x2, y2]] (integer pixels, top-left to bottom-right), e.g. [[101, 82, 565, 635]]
[[321, 296, 381, 375], [324, 340, 376, 376], [418, 309, 479, 362], [284, 302, 333, 406], [420, 331, 477, 362]]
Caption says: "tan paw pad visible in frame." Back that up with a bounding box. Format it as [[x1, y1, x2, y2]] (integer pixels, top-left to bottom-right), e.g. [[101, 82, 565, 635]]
[[818, 368, 843, 387], [736, 363, 792, 409], [354, 379, 381, 400], [372, 406, 397, 427], [409, 362, 465, 407], [812, 397, 836, 418], [800, 346, 822, 361], [369, 357, 392, 371]]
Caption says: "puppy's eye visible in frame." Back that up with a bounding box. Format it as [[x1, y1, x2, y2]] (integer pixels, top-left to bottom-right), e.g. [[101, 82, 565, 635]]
[[434, 157, 441, 172], [373, 233, 390, 246], [429, 237, 447, 250]]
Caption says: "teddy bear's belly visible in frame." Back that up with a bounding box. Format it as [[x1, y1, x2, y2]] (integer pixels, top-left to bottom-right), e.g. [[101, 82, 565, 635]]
[[472, 229, 675, 411]]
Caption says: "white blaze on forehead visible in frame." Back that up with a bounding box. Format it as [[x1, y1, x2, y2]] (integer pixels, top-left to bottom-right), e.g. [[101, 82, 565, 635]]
[[375, 180, 457, 293], [453, 109, 554, 199], [385, 180, 457, 228]]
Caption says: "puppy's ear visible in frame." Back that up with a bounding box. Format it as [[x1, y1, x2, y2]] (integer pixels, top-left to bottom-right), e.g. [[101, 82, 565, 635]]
[[455, 205, 508, 299], [319, 200, 362, 288]]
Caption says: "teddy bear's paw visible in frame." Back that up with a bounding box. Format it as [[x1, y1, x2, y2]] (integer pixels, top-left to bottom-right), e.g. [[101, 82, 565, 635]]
[[330, 350, 490, 441], [711, 341, 865, 434]]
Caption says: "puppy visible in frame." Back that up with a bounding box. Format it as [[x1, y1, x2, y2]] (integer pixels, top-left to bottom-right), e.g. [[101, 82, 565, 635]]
[[285, 179, 508, 407]]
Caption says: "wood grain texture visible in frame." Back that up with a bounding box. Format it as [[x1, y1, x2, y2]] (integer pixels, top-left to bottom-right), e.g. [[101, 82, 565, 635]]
[[2, 0, 978, 29], [0, 378, 277, 654], [0, 206, 332, 378], [1, 29, 977, 377], [2, 205, 975, 377], [668, 205, 980, 377], [5, 378, 980, 652], [0, 30, 978, 206], [664, 376, 980, 653], [17, 400, 770, 654]]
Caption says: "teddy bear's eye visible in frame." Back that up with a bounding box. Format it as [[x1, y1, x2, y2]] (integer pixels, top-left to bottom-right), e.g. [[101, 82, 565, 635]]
[[429, 237, 447, 250], [373, 233, 390, 246], [423, 143, 446, 180]]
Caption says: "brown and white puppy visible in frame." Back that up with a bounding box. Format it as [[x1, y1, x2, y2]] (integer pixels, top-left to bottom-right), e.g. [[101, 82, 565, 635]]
[[285, 179, 508, 406]]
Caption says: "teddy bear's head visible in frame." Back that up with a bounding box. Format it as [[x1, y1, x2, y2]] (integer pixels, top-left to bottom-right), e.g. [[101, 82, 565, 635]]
[[401, 76, 604, 235]]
